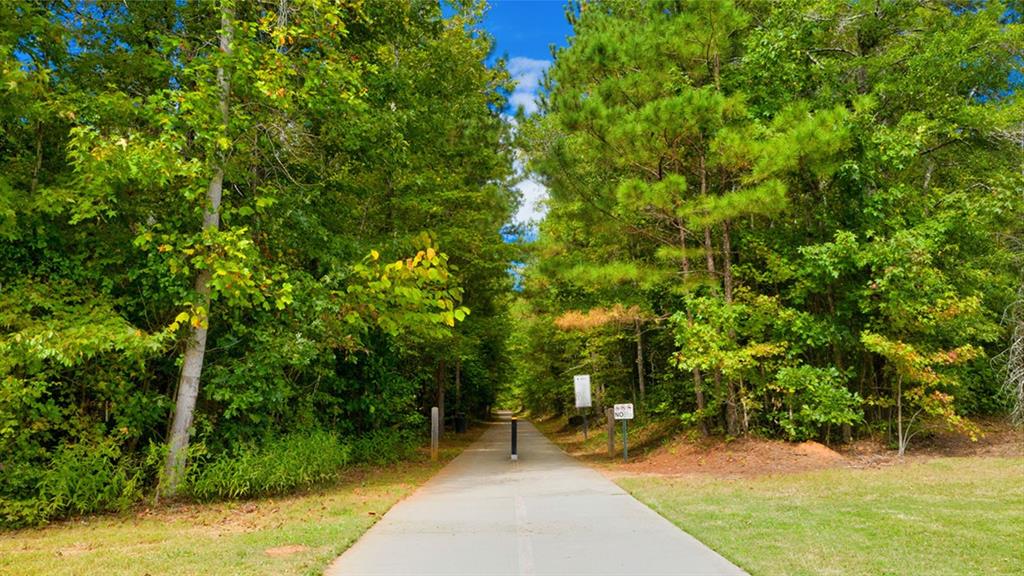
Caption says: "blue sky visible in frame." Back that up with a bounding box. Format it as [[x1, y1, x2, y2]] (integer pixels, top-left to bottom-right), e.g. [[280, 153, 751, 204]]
[[479, 0, 573, 225]]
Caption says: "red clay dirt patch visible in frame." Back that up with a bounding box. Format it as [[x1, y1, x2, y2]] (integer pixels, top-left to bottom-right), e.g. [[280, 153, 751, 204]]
[[264, 545, 309, 556], [542, 414, 1022, 478], [839, 418, 1024, 469], [613, 436, 846, 477]]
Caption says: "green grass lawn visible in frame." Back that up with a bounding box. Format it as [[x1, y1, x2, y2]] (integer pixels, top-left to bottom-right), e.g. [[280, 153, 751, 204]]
[[619, 456, 1024, 576], [0, 431, 480, 576]]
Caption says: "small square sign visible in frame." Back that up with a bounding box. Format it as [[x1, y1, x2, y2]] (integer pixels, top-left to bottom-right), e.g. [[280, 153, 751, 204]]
[[613, 403, 634, 420]]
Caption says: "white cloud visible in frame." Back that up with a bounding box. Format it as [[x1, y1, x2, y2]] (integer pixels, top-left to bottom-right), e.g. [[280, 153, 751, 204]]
[[514, 175, 548, 225], [507, 56, 550, 115], [505, 58, 551, 226]]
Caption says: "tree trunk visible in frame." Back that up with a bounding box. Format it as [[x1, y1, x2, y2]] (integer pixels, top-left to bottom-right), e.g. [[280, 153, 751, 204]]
[[827, 287, 853, 444], [721, 220, 733, 303], [30, 122, 43, 194], [679, 224, 709, 434], [455, 358, 461, 413], [162, 6, 232, 498], [703, 225, 716, 280], [896, 374, 905, 457], [634, 318, 645, 405], [703, 222, 726, 432], [436, 358, 447, 434], [721, 220, 739, 436]]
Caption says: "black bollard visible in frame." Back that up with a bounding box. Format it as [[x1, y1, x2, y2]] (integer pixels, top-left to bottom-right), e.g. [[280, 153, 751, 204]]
[[511, 417, 518, 461]]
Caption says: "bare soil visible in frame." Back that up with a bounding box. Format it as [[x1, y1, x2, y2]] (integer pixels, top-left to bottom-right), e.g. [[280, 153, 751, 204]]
[[264, 545, 309, 557], [616, 437, 847, 477], [539, 415, 1023, 477], [838, 418, 1024, 470]]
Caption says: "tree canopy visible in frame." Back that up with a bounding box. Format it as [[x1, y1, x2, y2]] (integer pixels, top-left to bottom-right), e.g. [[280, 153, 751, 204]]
[[1, 0, 1021, 529], [1, 0, 517, 524], [515, 0, 1021, 448]]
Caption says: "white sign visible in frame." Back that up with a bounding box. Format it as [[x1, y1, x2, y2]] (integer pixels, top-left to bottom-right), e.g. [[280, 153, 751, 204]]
[[613, 403, 634, 420], [574, 375, 592, 408]]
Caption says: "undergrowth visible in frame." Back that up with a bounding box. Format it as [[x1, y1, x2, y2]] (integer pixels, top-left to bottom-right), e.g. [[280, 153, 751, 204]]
[[0, 428, 420, 528]]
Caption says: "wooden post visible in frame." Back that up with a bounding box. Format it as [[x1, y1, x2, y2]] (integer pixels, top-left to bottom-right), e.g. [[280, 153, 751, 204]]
[[605, 408, 615, 457], [431, 406, 439, 461]]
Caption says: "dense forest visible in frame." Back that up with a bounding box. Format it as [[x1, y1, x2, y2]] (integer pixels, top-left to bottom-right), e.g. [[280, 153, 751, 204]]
[[1, 0, 517, 526], [0, 0, 1021, 530], [513, 0, 1022, 449]]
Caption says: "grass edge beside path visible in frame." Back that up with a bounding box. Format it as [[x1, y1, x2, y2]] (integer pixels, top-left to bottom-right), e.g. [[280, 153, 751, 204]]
[[618, 456, 1024, 576], [534, 414, 1024, 576], [0, 426, 485, 576]]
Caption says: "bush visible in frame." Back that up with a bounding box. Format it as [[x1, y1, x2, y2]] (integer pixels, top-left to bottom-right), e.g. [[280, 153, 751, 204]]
[[772, 365, 862, 442], [349, 428, 419, 466], [0, 427, 423, 527], [0, 439, 142, 529], [185, 428, 420, 501], [185, 430, 352, 501]]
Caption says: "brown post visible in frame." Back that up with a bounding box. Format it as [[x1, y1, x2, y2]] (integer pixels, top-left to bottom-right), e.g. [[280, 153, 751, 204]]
[[606, 408, 615, 457]]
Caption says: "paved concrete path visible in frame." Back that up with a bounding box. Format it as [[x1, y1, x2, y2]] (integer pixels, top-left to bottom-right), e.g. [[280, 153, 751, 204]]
[[325, 419, 747, 576]]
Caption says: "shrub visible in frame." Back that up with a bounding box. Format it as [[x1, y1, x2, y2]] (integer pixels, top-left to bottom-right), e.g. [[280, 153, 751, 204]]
[[349, 428, 419, 466], [771, 365, 862, 442], [185, 430, 352, 501], [0, 439, 142, 529]]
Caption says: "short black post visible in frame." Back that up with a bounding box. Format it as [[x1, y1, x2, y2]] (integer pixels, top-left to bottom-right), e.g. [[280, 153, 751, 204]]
[[511, 417, 518, 461]]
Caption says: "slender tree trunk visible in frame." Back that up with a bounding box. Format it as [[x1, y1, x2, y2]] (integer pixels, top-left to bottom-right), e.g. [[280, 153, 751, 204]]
[[703, 226, 716, 279], [31, 122, 43, 194], [827, 287, 853, 444], [721, 220, 733, 303], [679, 225, 709, 434], [896, 374, 905, 457], [634, 318, 645, 404], [702, 220, 727, 432], [162, 6, 232, 498], [698, 154, 730, 430], [436, 358, 447, 434], [721, 220, 739, 436], [455, 358, 461, 413]]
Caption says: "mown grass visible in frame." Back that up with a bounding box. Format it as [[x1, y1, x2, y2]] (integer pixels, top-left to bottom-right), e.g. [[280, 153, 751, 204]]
[[0, 429, 483, 576], [619, 456, 1024, 576]]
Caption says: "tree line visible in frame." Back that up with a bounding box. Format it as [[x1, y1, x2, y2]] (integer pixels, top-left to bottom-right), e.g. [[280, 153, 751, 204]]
[[513, 0, 1022, 453], [1, 0, 516, 527]]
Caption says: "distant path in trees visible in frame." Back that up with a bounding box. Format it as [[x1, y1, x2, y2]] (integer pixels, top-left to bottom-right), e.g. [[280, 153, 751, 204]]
[[325, 417, 746, 576]]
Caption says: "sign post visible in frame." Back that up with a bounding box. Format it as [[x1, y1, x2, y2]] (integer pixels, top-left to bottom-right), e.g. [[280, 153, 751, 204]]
[[574, 375, 592, 440], [605, 407, 615, 457], [613, 403, 634, 462]]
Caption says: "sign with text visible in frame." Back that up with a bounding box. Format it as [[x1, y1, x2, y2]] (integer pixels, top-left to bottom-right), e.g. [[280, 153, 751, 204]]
[[573, 375, 592, 408], [613, 403, 634, 420]]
